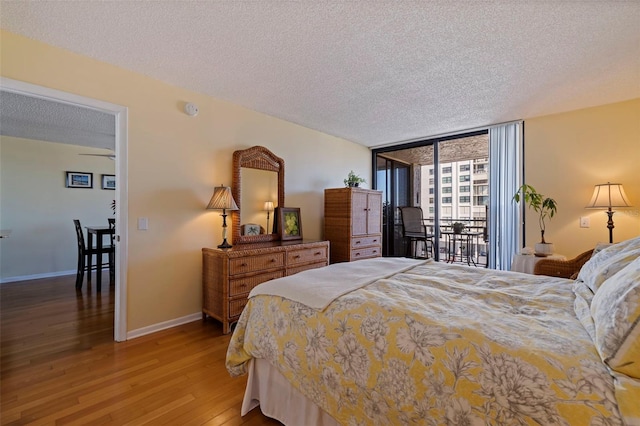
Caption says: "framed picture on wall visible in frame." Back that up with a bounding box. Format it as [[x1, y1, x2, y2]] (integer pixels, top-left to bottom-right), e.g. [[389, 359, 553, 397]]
[[102, 174, 116, 190], [65, 171, 93, 189], [277, 207, 303, 241]]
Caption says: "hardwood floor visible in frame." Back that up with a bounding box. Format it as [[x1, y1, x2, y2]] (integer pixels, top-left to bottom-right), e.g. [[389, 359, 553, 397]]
[[0, 273, 280, 425]]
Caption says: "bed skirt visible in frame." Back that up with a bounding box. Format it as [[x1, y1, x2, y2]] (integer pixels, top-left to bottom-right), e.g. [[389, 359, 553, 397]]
[[242, 358, 339, 426]]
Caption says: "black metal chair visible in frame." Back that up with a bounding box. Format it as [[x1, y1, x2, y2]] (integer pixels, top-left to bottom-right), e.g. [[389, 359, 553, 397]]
[[73, 219, 114, 290], [399, 206, 434, 259]]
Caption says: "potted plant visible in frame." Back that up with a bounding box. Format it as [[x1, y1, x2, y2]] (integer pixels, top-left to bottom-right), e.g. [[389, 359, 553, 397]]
[[513, 184, 558, 255], [452, 222, 465, 234], [344, 170, 366, 188]]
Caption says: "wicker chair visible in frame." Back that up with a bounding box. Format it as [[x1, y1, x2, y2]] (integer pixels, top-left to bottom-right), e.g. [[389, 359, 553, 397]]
[[533, 249, 594, 279]]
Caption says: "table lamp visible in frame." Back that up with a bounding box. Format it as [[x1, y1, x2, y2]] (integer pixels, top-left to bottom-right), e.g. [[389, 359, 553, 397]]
[[585, 182, 632, 243], [207, 185, 239, 248], [264, 201, 274, 234]]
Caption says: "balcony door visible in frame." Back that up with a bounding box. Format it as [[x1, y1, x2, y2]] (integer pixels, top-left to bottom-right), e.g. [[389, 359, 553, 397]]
[[373, 131, 489, 262]]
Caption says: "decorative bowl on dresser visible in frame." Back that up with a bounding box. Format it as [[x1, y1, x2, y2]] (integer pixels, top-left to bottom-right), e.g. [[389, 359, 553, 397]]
[[202, 145, 330, 333], [324, 187, 382, 263]]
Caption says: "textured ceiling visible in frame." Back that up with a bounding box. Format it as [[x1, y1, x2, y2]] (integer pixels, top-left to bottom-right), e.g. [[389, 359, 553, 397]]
[[0, 91, 115, 150], [1, 1, 639, 148]]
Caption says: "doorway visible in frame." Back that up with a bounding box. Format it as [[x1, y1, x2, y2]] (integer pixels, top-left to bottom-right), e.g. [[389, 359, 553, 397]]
[[0, 78, 128, 341]]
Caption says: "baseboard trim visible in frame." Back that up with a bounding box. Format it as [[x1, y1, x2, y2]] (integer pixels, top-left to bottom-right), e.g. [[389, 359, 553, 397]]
[[0, 270, 76, 284], [126, 312, 202, 340]]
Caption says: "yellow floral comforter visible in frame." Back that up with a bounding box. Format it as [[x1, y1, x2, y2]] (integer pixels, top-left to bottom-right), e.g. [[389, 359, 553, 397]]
[[226, 260, 623, 425]]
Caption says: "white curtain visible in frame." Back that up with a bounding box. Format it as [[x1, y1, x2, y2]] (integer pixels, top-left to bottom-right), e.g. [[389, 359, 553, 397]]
[[488, 122, 523, 270]]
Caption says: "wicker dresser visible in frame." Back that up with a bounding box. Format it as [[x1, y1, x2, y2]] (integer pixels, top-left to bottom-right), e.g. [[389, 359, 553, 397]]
[[202, 240, 329, 333], [324, 187, 382, 263]]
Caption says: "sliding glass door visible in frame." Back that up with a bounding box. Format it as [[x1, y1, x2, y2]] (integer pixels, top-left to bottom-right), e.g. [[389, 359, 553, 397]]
[[373, 131, 489, 263]]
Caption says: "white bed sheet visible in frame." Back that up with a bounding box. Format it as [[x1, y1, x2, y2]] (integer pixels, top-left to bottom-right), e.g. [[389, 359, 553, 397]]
[[242, 358, 339, 426]]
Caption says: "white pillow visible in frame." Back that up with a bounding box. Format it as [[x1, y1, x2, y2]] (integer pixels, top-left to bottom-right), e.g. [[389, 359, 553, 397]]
[[577, 235, 640, 293], [590, 256, 640, 378]]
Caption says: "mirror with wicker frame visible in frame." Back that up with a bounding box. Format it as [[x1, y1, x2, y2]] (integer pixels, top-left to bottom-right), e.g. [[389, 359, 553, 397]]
[[231, 146, 285, 244]]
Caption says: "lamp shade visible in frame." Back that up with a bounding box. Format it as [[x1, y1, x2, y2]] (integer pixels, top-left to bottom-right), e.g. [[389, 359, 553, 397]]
[[206, 186, 238, 211], [586, 182, 632, 209], [264, 201, 274, 212]]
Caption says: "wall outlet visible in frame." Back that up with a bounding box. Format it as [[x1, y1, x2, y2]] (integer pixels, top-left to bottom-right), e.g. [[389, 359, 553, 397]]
[[580, 217, 590, 228], [138, 217, 148, 230]]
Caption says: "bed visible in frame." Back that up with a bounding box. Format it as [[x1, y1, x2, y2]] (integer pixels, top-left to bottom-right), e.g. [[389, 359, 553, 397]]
[[226, 236, 640, 425]]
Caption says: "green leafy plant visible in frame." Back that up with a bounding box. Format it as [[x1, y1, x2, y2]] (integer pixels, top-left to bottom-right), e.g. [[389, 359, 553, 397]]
[[452, 222, 465, 234], [344, 170, 366, 187], [513, 184, 558, 243]]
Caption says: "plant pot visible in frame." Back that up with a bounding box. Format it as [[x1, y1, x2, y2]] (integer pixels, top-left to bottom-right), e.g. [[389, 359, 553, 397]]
[[535, 242, 554, 256], [452, 223, 464, 234]]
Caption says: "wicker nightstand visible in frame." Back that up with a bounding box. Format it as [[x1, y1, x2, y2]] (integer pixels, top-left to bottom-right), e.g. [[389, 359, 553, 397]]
[[511, 253, 566, 274]]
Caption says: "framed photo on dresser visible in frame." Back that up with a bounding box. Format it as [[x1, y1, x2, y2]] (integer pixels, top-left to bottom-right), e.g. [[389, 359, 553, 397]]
[[277, 207, 302, 241]]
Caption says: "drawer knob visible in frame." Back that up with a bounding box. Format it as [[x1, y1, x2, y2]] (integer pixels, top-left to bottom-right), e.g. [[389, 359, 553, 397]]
[[355, 241, 361, 244], [314, 252, 321, 255], [270, 258, 276, 262], [293, 255, 300, 259], [241, 263, 247, 267]]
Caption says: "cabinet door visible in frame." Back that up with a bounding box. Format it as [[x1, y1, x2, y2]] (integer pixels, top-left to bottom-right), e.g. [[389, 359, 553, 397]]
[[366, 191, 382, 235], [351, 191, 369, 235]]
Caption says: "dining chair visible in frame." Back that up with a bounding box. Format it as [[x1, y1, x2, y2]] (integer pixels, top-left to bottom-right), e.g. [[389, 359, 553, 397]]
[[399, 206, 434, 259], [73, 219, 114, 290]]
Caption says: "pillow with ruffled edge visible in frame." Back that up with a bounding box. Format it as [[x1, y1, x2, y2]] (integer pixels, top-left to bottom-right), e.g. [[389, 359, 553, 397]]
[[577, 235, 640, 293], [590, 256, 640, 378], [572, 281, 596, 342]]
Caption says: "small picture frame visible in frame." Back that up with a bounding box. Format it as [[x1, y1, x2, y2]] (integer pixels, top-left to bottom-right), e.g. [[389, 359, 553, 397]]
[[102, 174, 116, 190], [278, 207, 303, 241], [242, 223, 262, 236], [66, 171, 93, 188]]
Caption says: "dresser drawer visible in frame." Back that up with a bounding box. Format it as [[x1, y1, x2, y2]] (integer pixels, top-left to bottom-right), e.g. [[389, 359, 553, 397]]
[[351, 235, 381, 249], [287, 245, 328, 266], [229, 253, 285, 276], [351, 246, 381, 260], [229, 270, 284, 297], [229, 297, 249, 318]]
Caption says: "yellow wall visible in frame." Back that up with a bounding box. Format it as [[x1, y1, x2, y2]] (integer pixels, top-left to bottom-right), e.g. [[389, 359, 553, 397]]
[[524, 98, 640, 257], [4, 29, 638, 333], [0, 30, 370, 333]]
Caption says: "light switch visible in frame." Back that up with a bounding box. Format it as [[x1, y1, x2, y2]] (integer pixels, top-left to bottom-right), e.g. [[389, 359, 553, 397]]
[[580, 217, 590, 228], [138, 217, 148, 230]]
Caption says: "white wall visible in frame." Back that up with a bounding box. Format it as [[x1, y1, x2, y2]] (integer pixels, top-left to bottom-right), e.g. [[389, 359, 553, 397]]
[[0, 136, 115, 281]]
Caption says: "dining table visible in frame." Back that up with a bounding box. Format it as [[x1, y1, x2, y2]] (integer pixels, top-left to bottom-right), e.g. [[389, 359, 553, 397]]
[[440, 229, 483, 266], [86, 225, 115, 290]]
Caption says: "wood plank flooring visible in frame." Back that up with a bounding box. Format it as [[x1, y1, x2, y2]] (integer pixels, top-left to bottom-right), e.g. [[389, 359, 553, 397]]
[[0, 273, 280, 425]]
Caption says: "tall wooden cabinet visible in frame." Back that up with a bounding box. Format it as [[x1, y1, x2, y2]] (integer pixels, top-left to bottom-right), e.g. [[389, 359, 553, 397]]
[[324, 187, 382, 263]]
